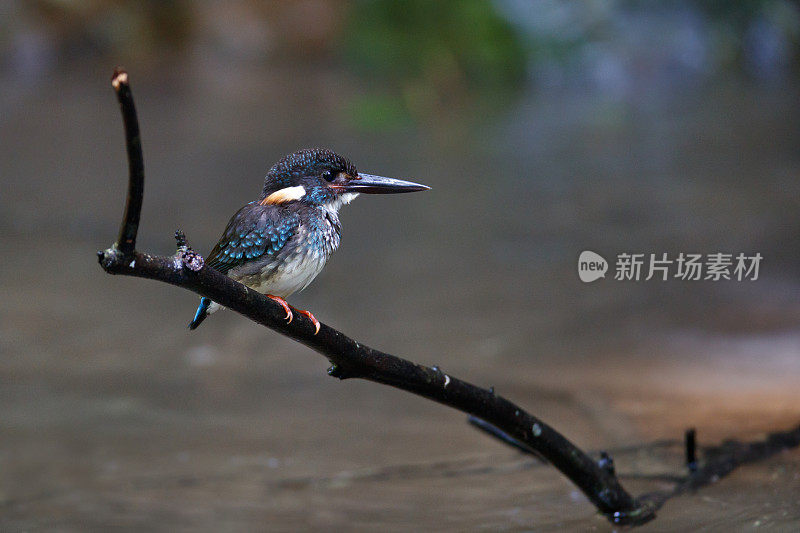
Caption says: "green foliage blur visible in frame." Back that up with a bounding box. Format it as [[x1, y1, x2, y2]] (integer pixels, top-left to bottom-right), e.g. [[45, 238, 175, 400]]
[[341, 0, 528, 131], [5, 0, 797, 134]]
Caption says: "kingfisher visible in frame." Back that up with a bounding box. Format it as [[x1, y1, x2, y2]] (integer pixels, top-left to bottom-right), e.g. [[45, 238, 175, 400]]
[[188, 148, 429, 333]]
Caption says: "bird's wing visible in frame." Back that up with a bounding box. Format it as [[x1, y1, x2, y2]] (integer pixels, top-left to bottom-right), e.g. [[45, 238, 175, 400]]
[[206, 202, 300, 276]]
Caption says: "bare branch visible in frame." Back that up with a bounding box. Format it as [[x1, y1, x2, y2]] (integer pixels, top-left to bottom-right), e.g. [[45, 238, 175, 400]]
[[111, 67, 144, 256], [96, 67, 652, 526], [97, 69, 800, 527], [98, 243, 648, 522]]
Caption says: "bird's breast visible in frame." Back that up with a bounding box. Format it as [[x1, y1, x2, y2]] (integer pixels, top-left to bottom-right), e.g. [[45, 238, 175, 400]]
[[233, 208, 341, 299]]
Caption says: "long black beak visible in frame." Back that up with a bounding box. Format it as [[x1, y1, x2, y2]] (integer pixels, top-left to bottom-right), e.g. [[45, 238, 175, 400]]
[[344, 173, 430, 194]]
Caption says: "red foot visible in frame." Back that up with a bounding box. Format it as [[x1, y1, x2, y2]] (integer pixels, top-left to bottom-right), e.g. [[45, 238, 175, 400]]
[[297, 309, 321, 335], [267, 295, 293, 323]]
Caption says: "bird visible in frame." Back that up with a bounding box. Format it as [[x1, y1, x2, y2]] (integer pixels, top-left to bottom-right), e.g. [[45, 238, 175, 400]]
[[188, 148, 429, 333]]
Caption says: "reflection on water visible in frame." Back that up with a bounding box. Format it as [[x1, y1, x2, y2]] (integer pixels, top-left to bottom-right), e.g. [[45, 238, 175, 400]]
[[2, 11, 800, 531]]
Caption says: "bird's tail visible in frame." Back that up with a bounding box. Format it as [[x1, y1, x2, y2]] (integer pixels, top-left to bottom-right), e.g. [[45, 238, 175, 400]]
[[188, 297, 212, 330]]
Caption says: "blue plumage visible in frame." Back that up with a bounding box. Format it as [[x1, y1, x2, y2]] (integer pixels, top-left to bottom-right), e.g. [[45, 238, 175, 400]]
[[188, 148, 428, 331], [205, 207, 300, 276]]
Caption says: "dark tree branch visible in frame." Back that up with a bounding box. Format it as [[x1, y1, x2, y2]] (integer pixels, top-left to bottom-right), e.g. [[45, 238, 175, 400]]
[[97, 67, 650, 525], [111, 68, 144, 256], [97, 69, 800, 527], [98, 245, 650, 523]]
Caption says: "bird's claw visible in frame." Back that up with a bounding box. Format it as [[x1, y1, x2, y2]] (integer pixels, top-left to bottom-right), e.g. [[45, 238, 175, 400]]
[[297, 309, 321, 335], [267, 295, 293, 323], [266, 295, 319, 334]]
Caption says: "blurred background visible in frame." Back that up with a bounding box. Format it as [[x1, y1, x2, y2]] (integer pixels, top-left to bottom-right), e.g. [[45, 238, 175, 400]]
[[2, 0, 800, 529]]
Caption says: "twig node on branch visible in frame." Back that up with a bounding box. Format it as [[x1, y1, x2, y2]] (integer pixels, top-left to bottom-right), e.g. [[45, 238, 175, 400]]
[[173, 230, 204, 271], [598, 451, 616, 475], [175, 229, 188, 249], [97, 247, 122, 270], [111, 67, 128, 90], [181, 249, 205, 272]]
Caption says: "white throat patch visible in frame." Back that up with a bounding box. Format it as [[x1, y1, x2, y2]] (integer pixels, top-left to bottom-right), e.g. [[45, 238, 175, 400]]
[[326, 192, 359, 213], [338, 192, 359, 206], [261, 186, 306, 205]]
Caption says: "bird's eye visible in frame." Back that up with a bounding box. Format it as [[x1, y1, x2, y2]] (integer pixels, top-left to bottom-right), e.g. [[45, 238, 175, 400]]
[[322, 170, 335, 182]]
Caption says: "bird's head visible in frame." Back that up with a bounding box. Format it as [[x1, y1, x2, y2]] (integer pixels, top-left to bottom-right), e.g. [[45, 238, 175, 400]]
[[259, 148, 429, 209]]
